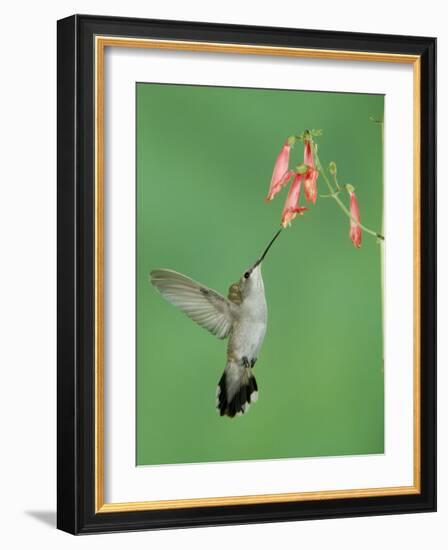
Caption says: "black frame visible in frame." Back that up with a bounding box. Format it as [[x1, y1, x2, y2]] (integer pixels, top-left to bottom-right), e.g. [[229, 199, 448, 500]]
[[57, 14, 436, 534]]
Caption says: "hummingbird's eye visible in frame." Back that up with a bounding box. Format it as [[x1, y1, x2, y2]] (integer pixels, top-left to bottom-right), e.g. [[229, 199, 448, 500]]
[[244, 271, 250, 279]]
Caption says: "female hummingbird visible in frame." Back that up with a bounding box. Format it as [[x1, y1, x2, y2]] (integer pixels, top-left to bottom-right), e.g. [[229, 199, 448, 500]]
[[149, 229, 282, 418]]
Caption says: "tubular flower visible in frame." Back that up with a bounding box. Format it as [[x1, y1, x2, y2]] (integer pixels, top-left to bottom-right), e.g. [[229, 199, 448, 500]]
[[349, 191, 362, 248], [303, 140, 319, 204], [266, 140, 293, 201], [281, 174, 308, 227]]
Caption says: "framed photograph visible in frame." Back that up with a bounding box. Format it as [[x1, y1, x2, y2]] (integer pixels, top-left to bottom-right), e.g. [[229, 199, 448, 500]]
[[57, 14, 436, 534]]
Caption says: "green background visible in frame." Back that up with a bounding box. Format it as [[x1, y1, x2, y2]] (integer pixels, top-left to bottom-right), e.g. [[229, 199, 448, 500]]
[[136, 83, 384, 466]]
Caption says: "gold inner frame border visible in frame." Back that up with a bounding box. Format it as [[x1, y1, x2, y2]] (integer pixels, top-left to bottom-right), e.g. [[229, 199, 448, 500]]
[[94, 36, 421, 513]]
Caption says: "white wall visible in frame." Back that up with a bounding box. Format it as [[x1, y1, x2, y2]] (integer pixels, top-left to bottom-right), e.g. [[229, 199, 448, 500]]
[[0, 1, 444, 548]]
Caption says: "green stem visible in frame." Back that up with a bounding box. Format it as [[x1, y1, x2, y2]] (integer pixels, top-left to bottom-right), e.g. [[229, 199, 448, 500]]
[[314, 150, 384, 241]]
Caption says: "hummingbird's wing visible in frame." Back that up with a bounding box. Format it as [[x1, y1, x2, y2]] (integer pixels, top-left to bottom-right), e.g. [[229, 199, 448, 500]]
[[150, 269, 236, 339]]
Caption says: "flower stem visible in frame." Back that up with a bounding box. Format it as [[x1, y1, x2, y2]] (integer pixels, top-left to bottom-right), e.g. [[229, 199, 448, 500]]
[[314, 150, 384, 241]]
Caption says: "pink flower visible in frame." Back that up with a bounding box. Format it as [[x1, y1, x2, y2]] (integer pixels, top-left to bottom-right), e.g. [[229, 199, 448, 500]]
[[303, 141, 319, 204], [349, 191, 362, 248], [266, 140, 293, 201], [281, 174, 308, 227]]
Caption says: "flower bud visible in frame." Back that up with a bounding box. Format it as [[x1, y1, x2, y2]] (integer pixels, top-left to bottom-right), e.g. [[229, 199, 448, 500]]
[[348, 191, 362, 248]]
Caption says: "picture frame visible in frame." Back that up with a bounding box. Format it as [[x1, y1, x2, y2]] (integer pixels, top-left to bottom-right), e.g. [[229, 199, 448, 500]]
[[57, 14, 436, 534]]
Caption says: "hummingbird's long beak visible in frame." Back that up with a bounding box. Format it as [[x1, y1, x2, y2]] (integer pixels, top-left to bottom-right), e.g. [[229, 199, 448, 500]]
[[253, 228, 282, 267]]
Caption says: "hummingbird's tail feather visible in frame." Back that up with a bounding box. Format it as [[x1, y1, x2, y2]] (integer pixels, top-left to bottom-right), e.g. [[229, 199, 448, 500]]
[[216, 361, 258, 418]]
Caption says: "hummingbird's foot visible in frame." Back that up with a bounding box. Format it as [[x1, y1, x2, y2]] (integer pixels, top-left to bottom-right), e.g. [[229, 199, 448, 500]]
[[242, 356, 257, 369]]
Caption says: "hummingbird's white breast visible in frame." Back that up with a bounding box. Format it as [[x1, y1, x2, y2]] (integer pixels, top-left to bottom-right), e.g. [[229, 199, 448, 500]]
[[228, 265, 267, 362]]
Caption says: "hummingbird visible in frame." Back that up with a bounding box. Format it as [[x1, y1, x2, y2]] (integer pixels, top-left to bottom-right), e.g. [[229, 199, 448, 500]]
[[149, 228, 282, 418]]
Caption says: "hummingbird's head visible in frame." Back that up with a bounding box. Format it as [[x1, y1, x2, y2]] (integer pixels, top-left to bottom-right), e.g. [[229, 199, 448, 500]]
[[239, 262, 264, 296], [238, 228, 282, 296]]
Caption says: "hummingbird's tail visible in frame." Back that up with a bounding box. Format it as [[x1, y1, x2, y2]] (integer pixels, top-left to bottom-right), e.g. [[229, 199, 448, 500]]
[[216, 360, 258, 418]]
